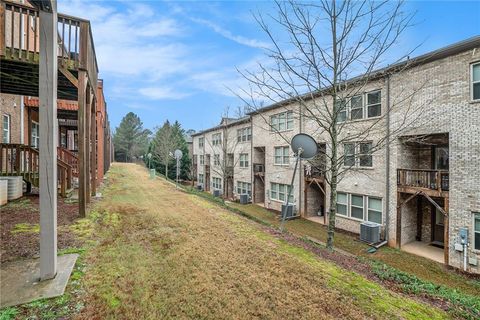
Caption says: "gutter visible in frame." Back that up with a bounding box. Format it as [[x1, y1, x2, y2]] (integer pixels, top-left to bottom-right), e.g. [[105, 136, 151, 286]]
[[384, 74, 391, 242]]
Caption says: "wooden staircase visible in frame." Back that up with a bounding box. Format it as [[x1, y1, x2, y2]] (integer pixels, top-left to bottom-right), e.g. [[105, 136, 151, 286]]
[[0, 143, 77, 197]]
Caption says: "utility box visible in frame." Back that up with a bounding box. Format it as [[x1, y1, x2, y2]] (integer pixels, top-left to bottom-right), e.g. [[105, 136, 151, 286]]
[[459, 228, 469, 243], [239, 194, 249, 204], [0, 180, 7, 205], [213, 190, 221, 197], [360, 222, 381, 244], [281, 204, 296, 219], [196, 185, 203, 191]]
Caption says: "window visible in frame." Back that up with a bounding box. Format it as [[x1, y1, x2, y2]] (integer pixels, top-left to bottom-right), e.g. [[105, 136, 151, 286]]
[[274, 146, 290, 165], [350, 95, 363, 120], [2, 114, 10, 143], [31, 121, 40, 148], [237, 181, 252, 196], [239, 153, 249, 168], [336, 192, 348, 216], [335, 99, 347, 123], [198, 174, 204, 184], [237, 127, 252, 142], [350, 195, 364, 220], [359, 142, 372, 167], [337, 91, 381, 122], [344, 142, 373, 168], [212, 133, 222, 146], [367, 197, 382, 224], [270, 182, 294, 203], [212, 177, 222, 190], [199, 155, 205, 165], [367, 91, 381, 117], [474, 213, 480, 250], [472, 63, 480, 101], [214, 154, 220, 166], [198, 137, 204, 148], [270, 111, 293, 132], [336, 192, 383, 223]]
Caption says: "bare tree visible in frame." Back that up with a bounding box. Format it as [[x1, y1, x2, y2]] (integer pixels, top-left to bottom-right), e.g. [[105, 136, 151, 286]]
[[152, 121, 178, 179], [238, 0, 431, 249]]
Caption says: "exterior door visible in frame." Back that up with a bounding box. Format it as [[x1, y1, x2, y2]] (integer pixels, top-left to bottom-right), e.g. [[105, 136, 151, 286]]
[[434, 146, 449, 170], [432, 207, 445, 245]]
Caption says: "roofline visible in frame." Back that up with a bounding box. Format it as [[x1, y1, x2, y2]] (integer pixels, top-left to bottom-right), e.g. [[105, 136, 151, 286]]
[[247, 35, 480, 115], [191, 117, 251, 137]]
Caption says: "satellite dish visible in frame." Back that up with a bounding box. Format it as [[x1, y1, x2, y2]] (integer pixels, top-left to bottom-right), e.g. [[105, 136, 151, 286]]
[[174, 149, 183, 160], [291, 133, 318, 159]]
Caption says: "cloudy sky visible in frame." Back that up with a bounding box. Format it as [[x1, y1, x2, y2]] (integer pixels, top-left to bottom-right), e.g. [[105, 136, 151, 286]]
[[57, 0, 480, 132]]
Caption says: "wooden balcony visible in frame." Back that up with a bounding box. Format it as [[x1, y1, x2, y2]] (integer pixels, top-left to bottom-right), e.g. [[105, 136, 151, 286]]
[[397, 169, 449, 197], [0, 0, 98, 99]]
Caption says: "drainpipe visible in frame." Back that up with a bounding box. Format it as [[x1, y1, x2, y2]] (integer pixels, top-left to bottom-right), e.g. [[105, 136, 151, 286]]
[[20, 97, 24, 144], [385, 74, 391, 242], [298, 104, 303, 216]]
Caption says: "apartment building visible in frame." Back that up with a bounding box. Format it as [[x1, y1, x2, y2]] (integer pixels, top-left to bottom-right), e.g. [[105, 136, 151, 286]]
[[192, 117, 252, 200], [191, 36, 480, 273]]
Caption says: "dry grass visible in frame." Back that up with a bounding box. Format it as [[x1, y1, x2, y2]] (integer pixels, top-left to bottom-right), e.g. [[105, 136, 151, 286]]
[[227, 203, 480, 297], [76, 163, 448, 320]]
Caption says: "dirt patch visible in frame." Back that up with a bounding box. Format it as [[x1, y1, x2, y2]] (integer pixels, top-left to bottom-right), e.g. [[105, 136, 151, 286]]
[[1, 194, 82, 263]]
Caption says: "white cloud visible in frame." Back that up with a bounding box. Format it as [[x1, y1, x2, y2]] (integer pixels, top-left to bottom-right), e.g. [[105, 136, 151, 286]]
[[190, 17, 270, 49], [139, 87, 191, 100]]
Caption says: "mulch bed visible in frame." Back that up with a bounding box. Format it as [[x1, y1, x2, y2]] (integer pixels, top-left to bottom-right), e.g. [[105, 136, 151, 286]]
[[1, 194, 82, 263]]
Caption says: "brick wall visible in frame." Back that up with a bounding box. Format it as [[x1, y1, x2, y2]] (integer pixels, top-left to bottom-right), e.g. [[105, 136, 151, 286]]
[[0, 94, 22, 144]]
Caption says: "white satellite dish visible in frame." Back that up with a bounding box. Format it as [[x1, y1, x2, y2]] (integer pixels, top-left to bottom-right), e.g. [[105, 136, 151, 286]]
[[279, 133, 318, 231], [174, 149, 183, 160]]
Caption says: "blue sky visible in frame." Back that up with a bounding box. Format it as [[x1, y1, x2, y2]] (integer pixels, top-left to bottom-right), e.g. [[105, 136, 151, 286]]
[[57, 0, 480, 133]]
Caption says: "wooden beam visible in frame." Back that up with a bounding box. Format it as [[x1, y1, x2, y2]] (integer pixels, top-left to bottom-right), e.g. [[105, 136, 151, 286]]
[[77, 71, 87, 217], [59, 66, 78, 88], [90, 98, 96, 196], [38, 1, 58, 281], [416, 196, 422, 241], [444, 197, 449, 265]]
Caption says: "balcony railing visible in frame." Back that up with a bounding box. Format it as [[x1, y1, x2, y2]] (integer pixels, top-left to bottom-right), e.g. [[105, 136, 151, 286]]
[[397, 169, 449, 192]]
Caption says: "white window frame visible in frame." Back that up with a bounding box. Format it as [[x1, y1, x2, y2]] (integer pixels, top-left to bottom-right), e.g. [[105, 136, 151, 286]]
[[198, 174, 204, 185], [343, 142, 373, 168], [239, 153, 249, 168], [336, 90, 381, 123], [2, 114, 10, 143], [270, 111, 293, 132], [213, 154, 220, 166], [270, 182, 294, 203], [474, 212, 480, 251], [199, 155, 205, 165], [472, 62, 480, 101], [198, 137, 204, 148], [274, 146, 290, 165], [336, 192, 383, 224], [212, 177, 222, 190], [236, 181, 251, 196], [237, 127, 251, 142], [31, 121, 40, 149], [212, 133, 222, 146], [366, 90, 381, 118]]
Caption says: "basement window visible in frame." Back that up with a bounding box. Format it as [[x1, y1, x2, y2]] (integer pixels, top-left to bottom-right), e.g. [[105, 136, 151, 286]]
[[472, 63, 480, 101], [474, 213, 480, 250], [2, 114, 10, 143], [336, 192, 348, 216]]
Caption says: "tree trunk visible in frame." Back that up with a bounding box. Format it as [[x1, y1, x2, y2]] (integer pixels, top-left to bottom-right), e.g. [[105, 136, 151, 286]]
[[165, 161, 169, 180], [327, 123, 338, 250]]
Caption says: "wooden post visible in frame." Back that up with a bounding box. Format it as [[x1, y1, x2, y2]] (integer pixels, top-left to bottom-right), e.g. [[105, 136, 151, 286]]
[[416, 197, 422, 241], [27, 107, 32, 146], [396, 192, 402, 249], [38, 1, 58, 280], [444, 197, 449, 265], [90, 99, 97, 196], [85, 90, 91, 203], [77, 71, 87, 217]]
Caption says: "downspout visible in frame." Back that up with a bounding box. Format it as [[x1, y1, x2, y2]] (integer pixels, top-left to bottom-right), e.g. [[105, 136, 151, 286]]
[[384, 73, 391, 243], [20, 97, 24, 144], [250, 116, 254, 203], [298, 104, 303, 215]]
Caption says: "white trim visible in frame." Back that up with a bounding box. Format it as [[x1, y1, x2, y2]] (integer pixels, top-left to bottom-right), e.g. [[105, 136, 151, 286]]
[[2, 114, 10, 143], [471, 62, 480, 101]]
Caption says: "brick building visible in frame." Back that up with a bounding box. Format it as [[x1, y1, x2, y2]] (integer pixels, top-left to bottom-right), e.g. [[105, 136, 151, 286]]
[[192, 36, 480, 273]]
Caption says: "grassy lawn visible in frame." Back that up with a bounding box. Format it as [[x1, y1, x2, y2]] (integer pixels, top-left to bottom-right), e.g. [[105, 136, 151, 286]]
[[227, 202, 480, 298], [69, 163, 449, 319]]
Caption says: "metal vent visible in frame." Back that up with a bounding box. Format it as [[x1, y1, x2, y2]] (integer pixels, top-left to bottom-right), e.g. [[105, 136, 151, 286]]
[[360, 222, 381, 244]]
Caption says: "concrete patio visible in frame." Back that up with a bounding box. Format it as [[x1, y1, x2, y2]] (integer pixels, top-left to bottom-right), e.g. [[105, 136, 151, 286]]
[[402, 241, 444, 264]]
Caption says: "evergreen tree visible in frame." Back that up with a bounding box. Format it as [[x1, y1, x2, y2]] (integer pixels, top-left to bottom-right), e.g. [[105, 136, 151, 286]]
[[113, 112, 151, 162]]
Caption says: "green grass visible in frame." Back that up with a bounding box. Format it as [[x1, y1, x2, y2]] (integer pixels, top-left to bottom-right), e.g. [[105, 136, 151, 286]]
[[225, 202, 479, 297], [11, 223, 40, 234]]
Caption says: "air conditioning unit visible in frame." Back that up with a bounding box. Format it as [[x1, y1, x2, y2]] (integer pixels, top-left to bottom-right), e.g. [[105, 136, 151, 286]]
[[360, 222, 381, 244], [0, 176, 23, 200], [196, 184, 203, 191], [281, 204, 296, 219], [0, 180, 7, 205], [213, 189, 221, 197], [239, 194, 249, 204]]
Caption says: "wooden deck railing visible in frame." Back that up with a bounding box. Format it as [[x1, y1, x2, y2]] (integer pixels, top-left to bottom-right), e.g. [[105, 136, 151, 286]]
[[1, 0, 98, 90], [57, 146, 78, 177], [397, 169, 449, 192], [0, 143, 73, 197]]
